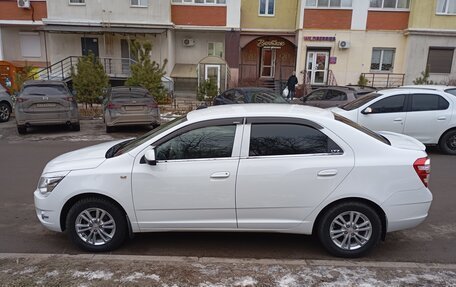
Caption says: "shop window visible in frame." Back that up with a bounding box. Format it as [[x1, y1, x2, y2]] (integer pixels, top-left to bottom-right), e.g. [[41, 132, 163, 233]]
[[259, 0, 275, 16], [69, 0, 85, 4], [369, 0, 410, 9], [436, 0, 456, 14], [370, 48, 395, 72], [131, 0, 148, 7], [20, 33, 41, 58], [427, 48, 454, 73], [208, 42, 224, 58], [172, 0, 226, 4], [306, 0, 352, 7]]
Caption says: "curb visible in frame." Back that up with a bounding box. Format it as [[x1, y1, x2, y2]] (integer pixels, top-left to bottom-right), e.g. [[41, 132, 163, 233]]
[[1, 253, 455, 270]]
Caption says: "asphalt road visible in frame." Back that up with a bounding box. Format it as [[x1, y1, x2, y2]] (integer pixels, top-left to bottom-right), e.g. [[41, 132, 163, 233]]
[[0, 121, 455, 263]]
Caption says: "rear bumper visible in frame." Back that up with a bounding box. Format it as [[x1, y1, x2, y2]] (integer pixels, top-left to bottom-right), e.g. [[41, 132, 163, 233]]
[[382, 187, 433, 232], [105, 110, 160, 127], [15, 110, 79, 126]]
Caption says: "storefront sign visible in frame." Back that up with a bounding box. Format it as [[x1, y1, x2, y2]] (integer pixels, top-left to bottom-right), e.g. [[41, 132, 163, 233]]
[[329, 56, 337, 64], [304, 36, 336, 42], [257, 39, 286, 48]]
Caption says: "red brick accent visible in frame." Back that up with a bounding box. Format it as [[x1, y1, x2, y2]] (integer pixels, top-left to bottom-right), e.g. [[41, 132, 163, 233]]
[[172, 5, 226, 26], [367, 11, 409, 30], [304, 9, 352, 30], [0, 0, 47, 21]]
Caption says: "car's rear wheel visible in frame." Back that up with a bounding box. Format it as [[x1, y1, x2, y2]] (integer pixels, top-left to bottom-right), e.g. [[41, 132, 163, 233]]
[[17, 125, 27, 135], [439, 130, 456, 155], [0, 103, 11, 122], [72, 122, 81, 131], [66, 197, 127, 252], [318, 201, 381, 258]]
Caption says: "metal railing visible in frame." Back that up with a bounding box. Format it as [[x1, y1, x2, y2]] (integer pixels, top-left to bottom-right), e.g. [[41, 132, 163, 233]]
[[238, 64, 296, 94], [361, 73, 405, 88]]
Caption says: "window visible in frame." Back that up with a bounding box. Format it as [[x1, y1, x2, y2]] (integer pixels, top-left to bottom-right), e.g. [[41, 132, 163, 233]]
[[172, 0, 226, 4], [341, 93, 382, 111], [306, 90, 326, 101], [131, 0, 148, 7], [410, 94, 449, 112], [436, 0, 456, 14], [259, 0, 275, 16], [249, 124, 342, 156], [369, 95, 406, 113], [69, 0, 85, 4], [427, 48, 454, 73], [20, 33, 41, 58], [445, 88, 456, 96], [156, 125, 236, 160], [334, 114, 390, 145], [306, 0, 352, 8], [369, 0, 410, 9], [208, 42, 224, 58], [371, 48, 395, 71], [327, 90, 348, 101]]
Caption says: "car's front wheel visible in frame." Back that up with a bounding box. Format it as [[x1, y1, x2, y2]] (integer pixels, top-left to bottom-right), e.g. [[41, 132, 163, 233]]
[[66, 197, 127, 252], [318, 201, 382, 258], [439, 129, 456, 155], [0, 102, 11, 122]]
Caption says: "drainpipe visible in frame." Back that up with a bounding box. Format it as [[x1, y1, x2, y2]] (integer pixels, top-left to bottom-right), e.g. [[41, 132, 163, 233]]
[[0, 27, 4, 60]]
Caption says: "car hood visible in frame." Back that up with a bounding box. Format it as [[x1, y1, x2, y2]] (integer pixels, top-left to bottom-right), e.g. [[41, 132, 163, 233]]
[[43, 140, 126, 174], [378, 131, 426, 151]]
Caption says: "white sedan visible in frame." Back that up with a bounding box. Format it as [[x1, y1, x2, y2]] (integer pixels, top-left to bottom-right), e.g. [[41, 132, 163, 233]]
[[34, 104, 432, 258], [329, 87, 456, 154]]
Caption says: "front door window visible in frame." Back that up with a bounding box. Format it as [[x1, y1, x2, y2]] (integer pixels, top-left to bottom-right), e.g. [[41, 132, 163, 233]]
[[306, 51, 329, 85], [260, 48, 276, 78]]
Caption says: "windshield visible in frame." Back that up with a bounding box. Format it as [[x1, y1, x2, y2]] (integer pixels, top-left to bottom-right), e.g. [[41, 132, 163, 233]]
[[445, 88, 456, 96], [246, 91, 287, 103], [334, 113, 390, 145], [111, 116, 187, 157], [22, 85, 68, 96], [340, 93, 381, 110]]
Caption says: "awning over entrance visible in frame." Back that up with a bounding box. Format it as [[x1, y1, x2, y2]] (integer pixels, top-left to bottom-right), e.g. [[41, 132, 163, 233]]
[[171, 64, 197, 79], [39, 25, 167, 34]]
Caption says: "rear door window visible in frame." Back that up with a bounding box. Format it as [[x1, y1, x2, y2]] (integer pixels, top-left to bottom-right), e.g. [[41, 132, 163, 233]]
[[410, 94, 449, 112], [327, 90, 347, 101], [306, 90, 326, 101], [340, 93, 382, 110], [369, 95, 406, 113], [444, 88, 456, 96]]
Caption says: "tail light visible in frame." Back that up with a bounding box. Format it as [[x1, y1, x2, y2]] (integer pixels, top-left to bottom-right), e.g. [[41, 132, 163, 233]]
[[16, 97, 28, 103], [107, 102, 121, 109], [147, 102, 158, 108], [65, 96, 74, 102], [413, 157, 430, 187]]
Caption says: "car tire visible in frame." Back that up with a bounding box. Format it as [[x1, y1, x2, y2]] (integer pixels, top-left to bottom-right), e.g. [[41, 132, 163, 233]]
[[439, 129, 456, 155], [317, 201, 382, 258], [0, 102, 11, 122], [17, 125, 27, 135], [72, 122, 81, 132], [106, 126, 114, 133], [66, 197, 128, 252]]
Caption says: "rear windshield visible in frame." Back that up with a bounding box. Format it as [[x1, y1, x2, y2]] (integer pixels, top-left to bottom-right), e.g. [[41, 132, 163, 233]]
[[340, 93, 382, 110], [245, 91, 287, 103], [445, 88, 456, 96], [334, 113, 390, 145], [22, 85, 68, 96], [112, 91, 152, 99]]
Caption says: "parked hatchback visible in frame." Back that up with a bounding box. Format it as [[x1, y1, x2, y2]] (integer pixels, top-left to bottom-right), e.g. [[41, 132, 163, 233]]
[[103, 86, 160, 133], [15, 81, 79, 134], [34, 104, 432, 258], [213, 87, 287, 105], [0, 85, 13, 122], [330, 88, 456, 154], [302, 86, 376, 108]]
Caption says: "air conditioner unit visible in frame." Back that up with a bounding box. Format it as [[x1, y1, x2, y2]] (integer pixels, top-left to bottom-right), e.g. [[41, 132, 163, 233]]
[[17, 0, 30, 9], [338, 40, 350, 49], [183, 38, 195, 47]]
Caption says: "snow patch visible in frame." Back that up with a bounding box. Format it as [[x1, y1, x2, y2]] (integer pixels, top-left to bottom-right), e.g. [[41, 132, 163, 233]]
[[72, 270, 114, 280], [45, 270, 59, 277], [233, 276, 257, 286], [19, 266, 37, 274], [278, 274, 298, 287], [120, 272, 160, 283]]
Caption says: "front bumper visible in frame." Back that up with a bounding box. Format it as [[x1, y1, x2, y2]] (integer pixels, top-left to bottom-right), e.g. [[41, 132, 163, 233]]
[[34, 189, 62, 232]]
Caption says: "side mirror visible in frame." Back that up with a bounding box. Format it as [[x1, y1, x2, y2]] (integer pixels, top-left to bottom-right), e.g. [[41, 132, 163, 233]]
[[144, 149, 157, 166], [362, 107, 373, 114]]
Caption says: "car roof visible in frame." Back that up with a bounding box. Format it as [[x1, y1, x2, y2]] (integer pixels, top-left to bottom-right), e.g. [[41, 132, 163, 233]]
[[401, 85, 456, 91], [233, 87, 275, 92], [187, 104, 334, 122], [310, 86, 376, 93], [23, 80, 66, 86]]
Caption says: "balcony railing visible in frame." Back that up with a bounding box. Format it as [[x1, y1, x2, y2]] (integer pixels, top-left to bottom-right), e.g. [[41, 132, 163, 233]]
[[361, 73, 405, 88]]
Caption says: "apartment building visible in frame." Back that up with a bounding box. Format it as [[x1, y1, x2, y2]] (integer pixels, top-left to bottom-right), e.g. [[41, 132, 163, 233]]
[[405, 0, 456, 84]]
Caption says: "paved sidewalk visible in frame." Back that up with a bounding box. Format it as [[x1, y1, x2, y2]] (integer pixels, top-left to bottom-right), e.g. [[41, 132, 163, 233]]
[[1, 253, 455, 286]]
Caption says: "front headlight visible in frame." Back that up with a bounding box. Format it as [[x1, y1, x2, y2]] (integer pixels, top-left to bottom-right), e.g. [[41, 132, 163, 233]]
[[38, 171, 69, 195]]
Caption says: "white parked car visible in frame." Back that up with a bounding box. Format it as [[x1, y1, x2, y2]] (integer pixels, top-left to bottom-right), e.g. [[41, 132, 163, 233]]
[[34, 104, 432, 258], [330, 88, 456, 154]]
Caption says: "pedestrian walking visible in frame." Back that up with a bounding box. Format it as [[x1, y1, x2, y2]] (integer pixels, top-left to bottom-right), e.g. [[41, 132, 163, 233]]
[[286, 71, 298, 101]]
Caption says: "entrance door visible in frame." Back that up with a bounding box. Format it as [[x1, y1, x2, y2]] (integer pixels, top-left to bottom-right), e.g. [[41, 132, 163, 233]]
[[81, 37, 99, 57], [260, 48, 276, 78], [205, 65, 221, 90], [306, 51, 329, 85]]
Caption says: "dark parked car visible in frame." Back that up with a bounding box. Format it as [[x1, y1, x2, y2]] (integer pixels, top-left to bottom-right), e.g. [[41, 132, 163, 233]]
[[0, 85, 13, 122], [213, 87, 288, 105], [302, 86, 376, 108], [15, 80, 79, 134], [102, 86, 160, 133]]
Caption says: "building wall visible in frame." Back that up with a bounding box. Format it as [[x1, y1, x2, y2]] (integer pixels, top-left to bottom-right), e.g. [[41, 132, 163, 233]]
[[172, 5, 226, 26], [1, 26, 47, 66], [303, 9, 352, 30], [409, 0, 456, 29], [175, 31, 225, 65], [367, 11, 409, 30], [241, 0, 299, 30], [0, 0, 47, 21], [45, 0, 171, 25]]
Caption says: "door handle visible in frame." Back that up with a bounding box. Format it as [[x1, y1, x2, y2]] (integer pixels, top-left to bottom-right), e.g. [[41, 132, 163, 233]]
[[393, 118, 403, 122], [210, 172, 230, 179], [317, 169, 338, 177], [438, 116, 447, 121]]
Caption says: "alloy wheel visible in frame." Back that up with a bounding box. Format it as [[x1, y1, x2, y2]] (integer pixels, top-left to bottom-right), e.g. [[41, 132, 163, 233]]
[[329, 211, 372, 251], [75, 208, 116, 246], [0, 105, 9, 121]]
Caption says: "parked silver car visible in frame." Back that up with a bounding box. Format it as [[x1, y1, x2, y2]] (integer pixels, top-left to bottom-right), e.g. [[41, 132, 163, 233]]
[[0, 85, 13, 122], [102, 86, 160, 133], [15, 81, 80, 134], [302, 86, 376, 108]]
